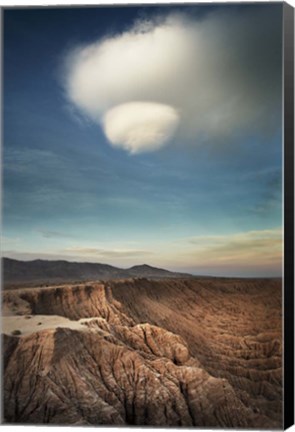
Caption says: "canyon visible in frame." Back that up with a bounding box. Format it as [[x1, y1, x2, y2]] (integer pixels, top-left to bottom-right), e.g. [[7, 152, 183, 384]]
[[2, 277, 282, 428]]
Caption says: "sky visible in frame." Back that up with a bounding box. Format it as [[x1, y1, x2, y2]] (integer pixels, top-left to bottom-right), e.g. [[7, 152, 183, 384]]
[[2, 3, 283, 277]]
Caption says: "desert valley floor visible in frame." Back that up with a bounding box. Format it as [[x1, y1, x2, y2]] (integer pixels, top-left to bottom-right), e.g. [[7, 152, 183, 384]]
[[2, 277, 282, 428]]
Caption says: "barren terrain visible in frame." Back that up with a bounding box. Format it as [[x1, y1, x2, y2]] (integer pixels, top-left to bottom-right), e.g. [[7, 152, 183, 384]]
[[2, 277, 282, 428]]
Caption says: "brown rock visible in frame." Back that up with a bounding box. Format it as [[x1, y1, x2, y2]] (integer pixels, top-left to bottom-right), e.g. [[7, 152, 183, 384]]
[[2, 277, 282, 428]]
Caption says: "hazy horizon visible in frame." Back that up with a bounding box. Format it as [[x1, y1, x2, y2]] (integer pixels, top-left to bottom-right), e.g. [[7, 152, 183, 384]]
[[2, 254, 283, 279], [3, 4, 283, 278]]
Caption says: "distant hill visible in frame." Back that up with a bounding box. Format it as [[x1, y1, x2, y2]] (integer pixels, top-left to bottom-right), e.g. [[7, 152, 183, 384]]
[[2, 258, 193, 288], [127, 264, 191, 279]]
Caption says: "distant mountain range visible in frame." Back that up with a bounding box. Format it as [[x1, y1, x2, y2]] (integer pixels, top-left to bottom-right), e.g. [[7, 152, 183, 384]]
[[2, 258, 193, 288]]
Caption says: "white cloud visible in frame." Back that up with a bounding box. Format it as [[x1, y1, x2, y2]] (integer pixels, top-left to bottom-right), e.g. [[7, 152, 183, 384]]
[[146, 227, 283, 277], [103, 102, 179, 153], [64, 8, 281, 154], [63, 246, 153, 259], [181, 227, 283, 269], [188, 227, 282, 248]]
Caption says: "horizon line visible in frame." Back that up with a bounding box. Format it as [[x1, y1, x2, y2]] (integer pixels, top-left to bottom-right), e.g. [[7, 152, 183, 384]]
[[2, 256, 283, 280]]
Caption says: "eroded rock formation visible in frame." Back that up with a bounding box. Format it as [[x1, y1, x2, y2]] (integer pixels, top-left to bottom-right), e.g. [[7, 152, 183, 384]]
[[2, 278, 282, 428]]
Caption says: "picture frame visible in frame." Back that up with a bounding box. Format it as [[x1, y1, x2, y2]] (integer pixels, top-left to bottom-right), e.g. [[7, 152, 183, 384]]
[[1, 1, 294, 430]]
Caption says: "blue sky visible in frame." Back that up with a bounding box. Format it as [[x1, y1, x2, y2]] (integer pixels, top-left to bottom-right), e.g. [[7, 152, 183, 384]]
[[2, 4, 283, 276]]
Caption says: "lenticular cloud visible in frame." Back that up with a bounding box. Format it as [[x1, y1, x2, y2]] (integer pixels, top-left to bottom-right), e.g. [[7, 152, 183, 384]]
[[64, 9, 281, 154], [103, 102, 179, 154]]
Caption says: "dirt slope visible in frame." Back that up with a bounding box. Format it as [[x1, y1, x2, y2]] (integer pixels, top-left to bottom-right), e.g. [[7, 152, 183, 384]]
[[2, 277, 282, 428]]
